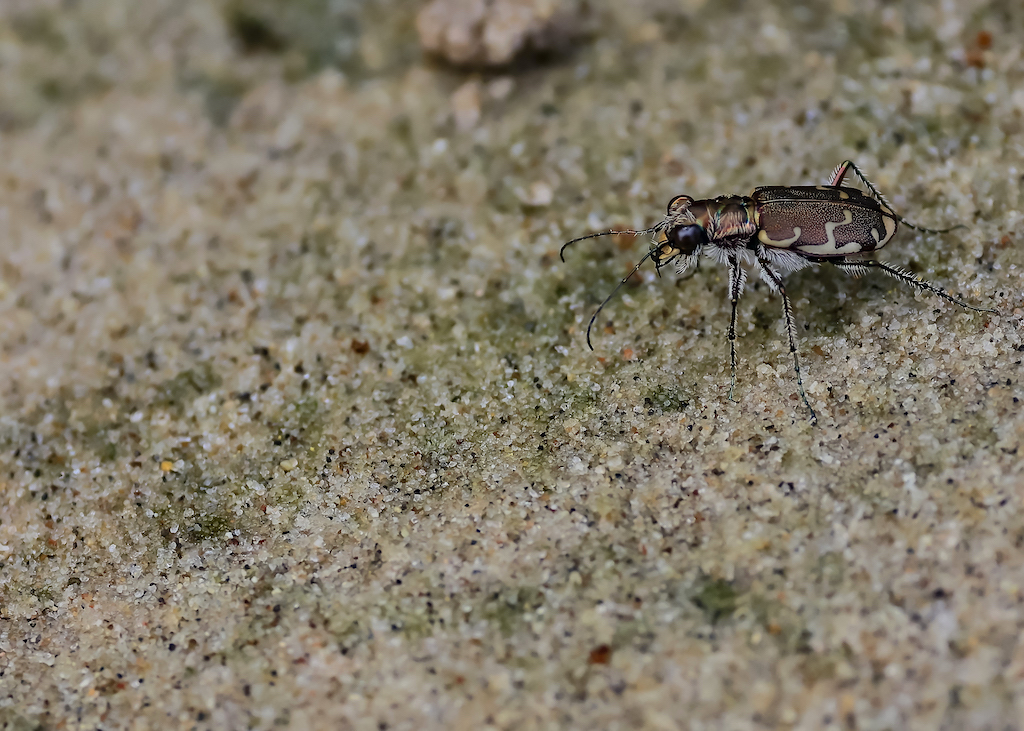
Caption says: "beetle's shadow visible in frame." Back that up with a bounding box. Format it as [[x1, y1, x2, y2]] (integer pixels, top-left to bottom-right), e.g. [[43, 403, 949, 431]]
[[720, 262, 897, 343], [791, 261, 898, 332]]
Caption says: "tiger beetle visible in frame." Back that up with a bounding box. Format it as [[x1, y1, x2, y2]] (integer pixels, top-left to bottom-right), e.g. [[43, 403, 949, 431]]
[[560, 160, 997, 423]]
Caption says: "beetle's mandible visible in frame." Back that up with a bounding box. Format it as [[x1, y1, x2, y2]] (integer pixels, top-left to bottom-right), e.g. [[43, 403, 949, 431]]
[[560, 160, 997, 423]]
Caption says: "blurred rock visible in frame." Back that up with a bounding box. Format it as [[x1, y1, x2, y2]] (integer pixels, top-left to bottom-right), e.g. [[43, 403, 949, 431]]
[[416, 0, 592, 67], [451, 79, 483, 131]]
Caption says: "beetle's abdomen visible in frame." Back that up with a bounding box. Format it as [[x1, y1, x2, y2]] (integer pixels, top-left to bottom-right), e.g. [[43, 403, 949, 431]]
[[752, 185, 897, 257]]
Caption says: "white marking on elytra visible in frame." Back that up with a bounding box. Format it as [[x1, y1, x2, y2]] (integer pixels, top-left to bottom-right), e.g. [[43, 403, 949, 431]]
[[882, 214, 896, 243], [825, 209, 853, 249], [758, 226, 802, 247]]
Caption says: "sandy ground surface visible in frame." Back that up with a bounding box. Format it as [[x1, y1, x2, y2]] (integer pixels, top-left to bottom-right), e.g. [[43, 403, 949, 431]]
[[1, 1, 1023, 729]]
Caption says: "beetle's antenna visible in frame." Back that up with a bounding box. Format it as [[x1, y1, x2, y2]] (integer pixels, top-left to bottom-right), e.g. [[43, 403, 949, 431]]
[[586, 248, 658, 350], [559, 225, 661, 262]]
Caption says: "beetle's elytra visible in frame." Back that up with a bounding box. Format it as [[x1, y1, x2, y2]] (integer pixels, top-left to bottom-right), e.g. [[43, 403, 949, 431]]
[[560, 160, 997, 423]]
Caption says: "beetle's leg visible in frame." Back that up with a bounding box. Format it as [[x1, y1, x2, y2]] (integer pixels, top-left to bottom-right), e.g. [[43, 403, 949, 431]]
[[726, 254, 747, 402], [827, 160, 853, 187], [829, 160, 965, 235], [755, 259, 818, 424], [831, 259, 998, 314]]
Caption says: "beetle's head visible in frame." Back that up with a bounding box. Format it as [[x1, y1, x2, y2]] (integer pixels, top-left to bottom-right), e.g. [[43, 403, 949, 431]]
[[653, 194, 707, 270], [558, 193, 708, 350]]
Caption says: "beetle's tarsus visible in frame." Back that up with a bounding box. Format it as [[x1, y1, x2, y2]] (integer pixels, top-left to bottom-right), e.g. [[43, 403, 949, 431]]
[[726, 254, 744, 405], [758, 257, 818, 424], [832, 259, 999, 315]]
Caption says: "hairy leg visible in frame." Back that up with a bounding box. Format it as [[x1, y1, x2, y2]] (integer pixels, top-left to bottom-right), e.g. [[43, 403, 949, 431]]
[[827, 159, 964, 235], [726, 254, 747, 402], [756, 258, 818, 423], [830, 258, 997, 314]]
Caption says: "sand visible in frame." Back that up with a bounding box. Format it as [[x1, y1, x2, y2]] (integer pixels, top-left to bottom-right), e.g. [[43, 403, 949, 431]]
[[0, 1, 1022, 728]]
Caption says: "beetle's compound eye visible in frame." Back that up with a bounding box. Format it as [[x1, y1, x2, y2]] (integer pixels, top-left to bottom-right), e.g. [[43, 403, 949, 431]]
[[667, 223, 707, 256], [666, 194, 694, 217]]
